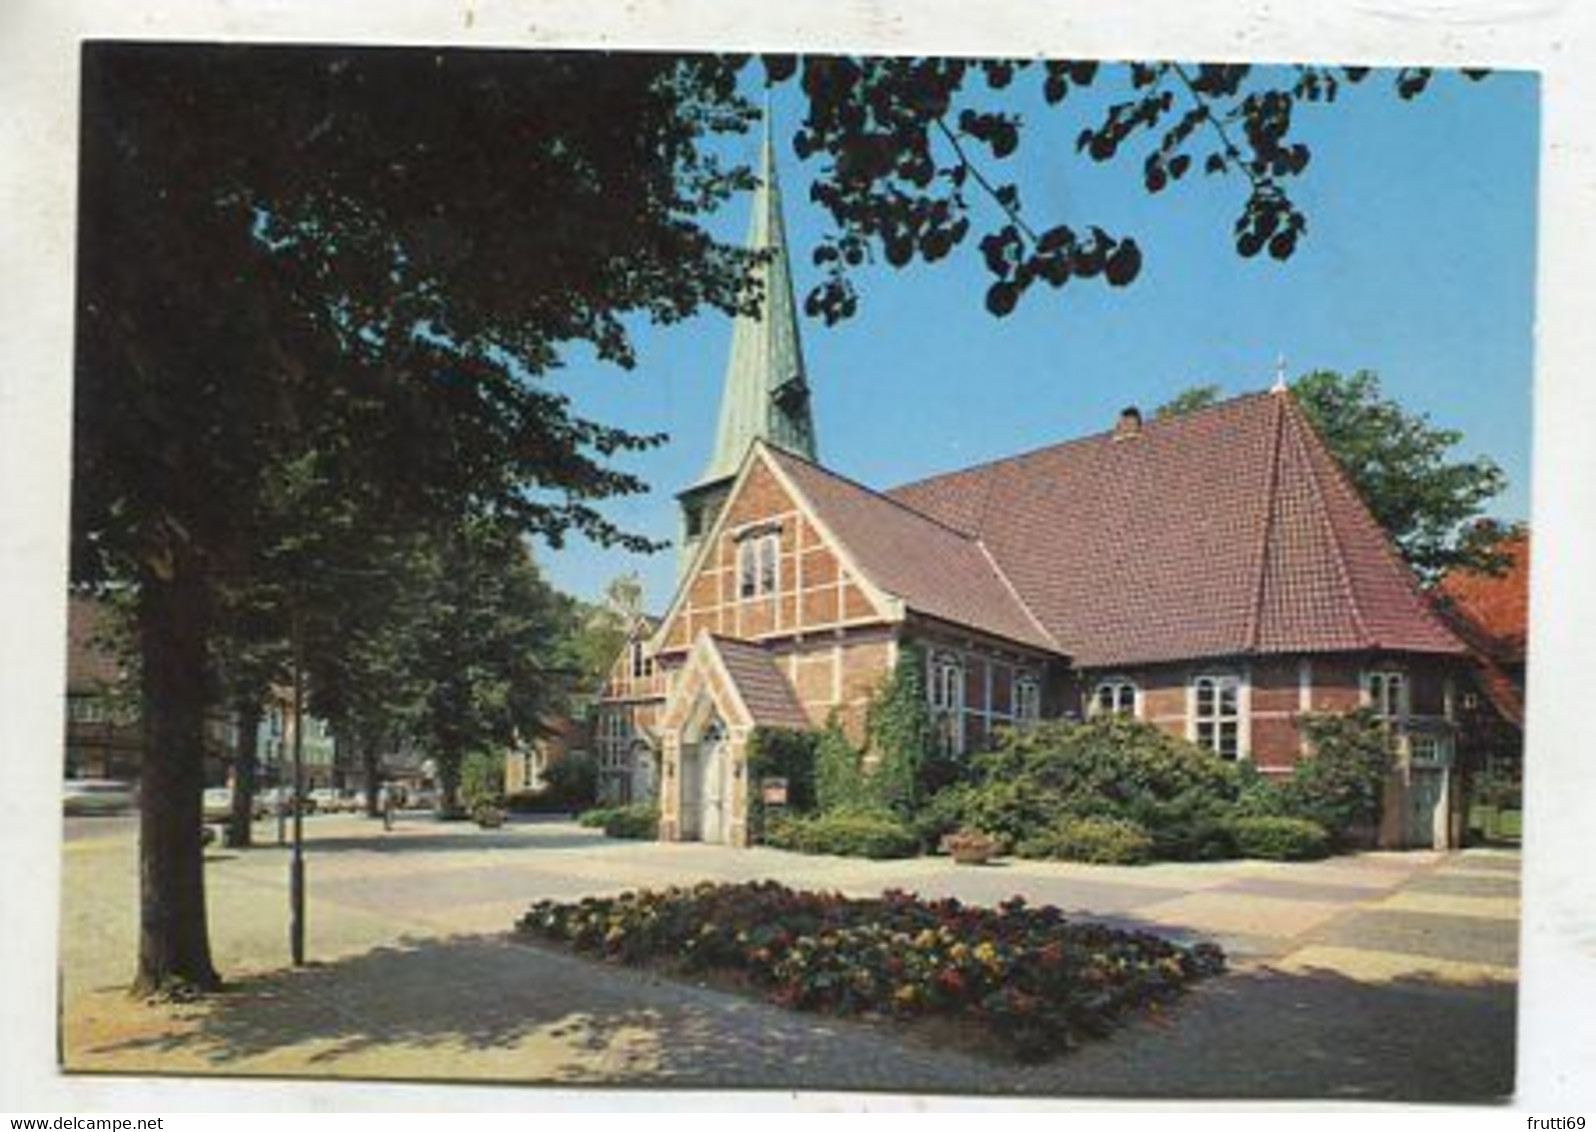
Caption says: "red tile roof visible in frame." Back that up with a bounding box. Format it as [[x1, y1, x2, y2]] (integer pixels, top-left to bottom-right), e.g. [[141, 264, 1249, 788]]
[[1435, 533, 1529, 664], [764, 448, 1059, 653], [882, 391, 1465, 667], [706, 634, 812, 730]]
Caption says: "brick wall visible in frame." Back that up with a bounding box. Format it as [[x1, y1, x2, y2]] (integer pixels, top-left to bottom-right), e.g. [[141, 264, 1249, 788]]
[[659, 456, 890, 654]]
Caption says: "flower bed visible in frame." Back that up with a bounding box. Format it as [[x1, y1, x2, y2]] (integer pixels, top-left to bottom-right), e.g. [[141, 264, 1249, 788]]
[[517, 880, 1225, 1061]]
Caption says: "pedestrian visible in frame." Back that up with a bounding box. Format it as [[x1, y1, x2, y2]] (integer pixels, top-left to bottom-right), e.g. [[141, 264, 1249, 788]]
[[381, 781, 396, 831]]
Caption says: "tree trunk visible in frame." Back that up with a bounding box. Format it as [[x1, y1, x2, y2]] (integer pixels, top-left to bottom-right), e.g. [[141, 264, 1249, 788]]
[[438, 748, 462, 818], [228, 698, 262, 848], [133, 564, 221, 995], [361, 729, 381, 818]]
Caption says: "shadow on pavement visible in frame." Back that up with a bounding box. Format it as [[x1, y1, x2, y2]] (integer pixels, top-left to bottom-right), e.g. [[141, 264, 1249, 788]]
[[79, 928, 1517, 1099]]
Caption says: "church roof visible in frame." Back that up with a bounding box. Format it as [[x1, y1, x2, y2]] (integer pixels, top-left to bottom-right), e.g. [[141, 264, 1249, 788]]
[[704, 634, 812, 730], [765, 447, 1059, 653], [696, 116, 817, 488], [884, 390, 1466, 667]]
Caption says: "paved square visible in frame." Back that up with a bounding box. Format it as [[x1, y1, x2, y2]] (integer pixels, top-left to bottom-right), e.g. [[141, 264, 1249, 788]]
[[58, 814, 1518, 1099]]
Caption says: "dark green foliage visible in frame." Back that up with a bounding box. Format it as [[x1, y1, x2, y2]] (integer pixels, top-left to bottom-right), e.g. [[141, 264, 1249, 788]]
[[458, 750, 506, 814], [938, 716, 1245, 849], [1278, 711, 1393, 844], [601, 804, 659, 840], [813, 715, 865, 814], [1225, 816, 1331, 860], [747, 727, 819, 812], [576, 806, 614, 828], [763, 810, 920, 859], [1015, 816, 1155, 865], [863, 644, 939, 814], [1468, 766, 1522, 810], [508, 790, 572, 815], [542, 750, 599, 811]]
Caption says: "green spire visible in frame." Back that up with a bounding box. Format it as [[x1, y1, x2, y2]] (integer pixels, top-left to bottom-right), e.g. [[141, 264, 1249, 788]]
[[698, 110, 818, 485]]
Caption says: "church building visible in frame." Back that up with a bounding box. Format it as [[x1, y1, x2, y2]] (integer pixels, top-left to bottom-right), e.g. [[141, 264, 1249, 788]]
[[591, 120, 1470, 851]]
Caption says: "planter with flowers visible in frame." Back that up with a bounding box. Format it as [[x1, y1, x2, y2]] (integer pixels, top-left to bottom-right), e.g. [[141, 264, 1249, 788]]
[[517, 880, 1224, 1061], [942, 829, 1000, 865]]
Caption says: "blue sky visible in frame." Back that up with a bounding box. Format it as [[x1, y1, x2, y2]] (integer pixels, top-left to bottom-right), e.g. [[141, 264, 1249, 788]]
[[537, 63, 1539, 611]]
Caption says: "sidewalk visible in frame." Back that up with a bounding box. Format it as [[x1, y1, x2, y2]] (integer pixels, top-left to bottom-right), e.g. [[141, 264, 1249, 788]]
[[59, 816, 1519, 1098]]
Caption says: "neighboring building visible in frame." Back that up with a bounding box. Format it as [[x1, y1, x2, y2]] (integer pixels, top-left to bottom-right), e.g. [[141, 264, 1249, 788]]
[[255, 687, 339, 791], [591, 618, 666, 805], [504, 717, 588, 796], [64, 595, 143, 781], [594, 119, 1475, 851], [65, 593, 336, 791], [1434, 531, 1528, 776]]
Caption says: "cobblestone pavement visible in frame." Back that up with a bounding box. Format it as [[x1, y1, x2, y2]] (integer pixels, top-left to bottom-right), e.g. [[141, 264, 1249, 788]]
[[59, 815, 1518, 1099]]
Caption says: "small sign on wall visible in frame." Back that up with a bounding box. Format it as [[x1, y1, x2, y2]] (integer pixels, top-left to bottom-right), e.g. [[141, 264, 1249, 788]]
[[761, 777, 788, 806]]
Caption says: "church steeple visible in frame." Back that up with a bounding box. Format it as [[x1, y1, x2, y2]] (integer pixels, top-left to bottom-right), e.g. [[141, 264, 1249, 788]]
[[677, 110, 818, 572], [703, 114, 817, 482]]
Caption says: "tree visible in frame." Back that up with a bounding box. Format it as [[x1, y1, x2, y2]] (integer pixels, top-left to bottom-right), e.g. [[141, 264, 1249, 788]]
[[408, 521, 569, 816], [74, 46, 1473, 993], [1153, 384, 1223, 421], [1154, 371, 1506, 579]]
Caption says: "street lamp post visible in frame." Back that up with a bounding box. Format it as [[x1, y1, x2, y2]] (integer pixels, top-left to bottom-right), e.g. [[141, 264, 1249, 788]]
[[290, 604, 307, 967]]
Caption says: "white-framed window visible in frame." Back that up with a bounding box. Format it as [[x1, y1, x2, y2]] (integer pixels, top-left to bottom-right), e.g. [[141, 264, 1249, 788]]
[[737, 532, 781, 599], [1091, 678, 1138, 718], [928, 651, 966, 754], [1364, 670, 1408, 722], [628, 640, 651, 681], [1192, 674, 1241, 759], [1013, 675, 1042, 724], [1408, 732, 1452, 766]]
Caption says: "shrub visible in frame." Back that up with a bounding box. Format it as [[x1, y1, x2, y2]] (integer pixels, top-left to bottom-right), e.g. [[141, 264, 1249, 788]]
[[763, 808, 919, 859], [1227, 815, 1331, 861], [601, 804, 659, 840], [1015, 816, 1154, 865], [746, 727, 819, 813], [1278, 712, 1393, 844], [459, 750, 506, 814], [813, 716, 865, 813], [938, 716, 1245, 850], [506, 789, 571, 814], [863, 644, 937, 814], [577, 806, 619, 828], [519, 880, 1226, 1062], [542, 750, 598, 811]]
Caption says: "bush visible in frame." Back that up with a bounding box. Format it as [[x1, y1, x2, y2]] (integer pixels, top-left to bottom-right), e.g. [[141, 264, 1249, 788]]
[[1278, 712, 1393, 844], [601, 803, 659, 840], [519, 880, 1226, 1062], [459, 750, 506, 814], [577, 806, 618, 828], [863, 645, 937, 815], [813, 716, 865, 813], [1015, 816, 1154, 865], [746, 727, 819, 813], [506, 789, 572, 814], [937, 716, 1245, 850], [763, 808, 919, 859], [1226, 815, 1331, 861], [542, 750, 598, 811]]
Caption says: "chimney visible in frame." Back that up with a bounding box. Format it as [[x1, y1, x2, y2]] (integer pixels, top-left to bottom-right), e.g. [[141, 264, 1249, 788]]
[[1114, 406, 1143, 440]]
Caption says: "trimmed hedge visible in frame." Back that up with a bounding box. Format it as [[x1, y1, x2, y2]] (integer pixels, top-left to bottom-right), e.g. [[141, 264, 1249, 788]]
[[1015, 816, 1154, 865], [1226, 815, 1331, 861], [764, 809, 919, 859], [602, 804, 659, 840]]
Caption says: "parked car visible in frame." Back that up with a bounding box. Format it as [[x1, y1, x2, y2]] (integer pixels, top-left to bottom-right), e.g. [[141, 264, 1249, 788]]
[[63, 779, 135, 816], [308, 787, 355, 814], [201, 787, 234, 821]]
